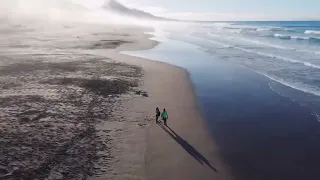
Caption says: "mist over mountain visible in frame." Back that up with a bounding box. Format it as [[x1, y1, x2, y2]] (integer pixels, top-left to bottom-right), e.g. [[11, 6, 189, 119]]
[[102, 0, 173, 21]]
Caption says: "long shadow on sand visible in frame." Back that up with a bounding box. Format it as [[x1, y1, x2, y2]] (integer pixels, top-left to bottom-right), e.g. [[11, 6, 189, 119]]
[[158, 123, 218, 172]]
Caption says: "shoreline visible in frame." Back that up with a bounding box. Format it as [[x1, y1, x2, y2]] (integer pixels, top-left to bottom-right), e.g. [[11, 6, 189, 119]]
[[93, 28, 234, 180], [130, 26, 320, 180], [0, 23, 232, 180]]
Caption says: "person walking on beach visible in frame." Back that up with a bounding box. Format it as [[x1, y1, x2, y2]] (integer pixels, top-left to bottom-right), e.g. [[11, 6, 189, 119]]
[[156, 107, 161, 123], [161, 109, 168, 126]]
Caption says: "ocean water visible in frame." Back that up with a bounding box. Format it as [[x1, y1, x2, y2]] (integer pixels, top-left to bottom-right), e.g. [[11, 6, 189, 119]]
[[124, 21, 320, 180], [177, 21, 320, 120], [128, 21, 320, 122]]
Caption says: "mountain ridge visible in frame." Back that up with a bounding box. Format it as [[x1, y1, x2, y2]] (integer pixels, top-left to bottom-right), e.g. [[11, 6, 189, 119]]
[[103, 0, 174, 21]]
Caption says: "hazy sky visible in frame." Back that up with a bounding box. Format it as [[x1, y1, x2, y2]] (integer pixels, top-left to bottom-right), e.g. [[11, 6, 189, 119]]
[[70, 0, 320, 20]]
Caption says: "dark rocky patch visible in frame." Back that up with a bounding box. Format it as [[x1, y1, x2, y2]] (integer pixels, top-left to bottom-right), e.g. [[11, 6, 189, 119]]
[[0, 57, 143, 180]]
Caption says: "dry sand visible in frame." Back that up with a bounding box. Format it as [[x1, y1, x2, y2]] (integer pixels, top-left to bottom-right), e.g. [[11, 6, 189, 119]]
[[87, 28, 234, 180], [0, 22, 233, 180], [0, 24, 151, 180]]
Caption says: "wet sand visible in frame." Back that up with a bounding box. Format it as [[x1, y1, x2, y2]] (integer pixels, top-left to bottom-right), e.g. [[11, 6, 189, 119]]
[[0, 22, 232, 180], [87, 30, 234, 180], [123, 56, 233, 180]]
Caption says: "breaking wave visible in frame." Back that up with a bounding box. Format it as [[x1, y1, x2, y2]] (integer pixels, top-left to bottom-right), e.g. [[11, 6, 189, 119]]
[[305, 30, 320, 35], [272, 33, 320, 43]]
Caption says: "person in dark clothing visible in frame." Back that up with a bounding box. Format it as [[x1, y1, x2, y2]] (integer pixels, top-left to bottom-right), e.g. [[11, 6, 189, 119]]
[[156, 107, 161, 123], [161, 108, 168, 126]]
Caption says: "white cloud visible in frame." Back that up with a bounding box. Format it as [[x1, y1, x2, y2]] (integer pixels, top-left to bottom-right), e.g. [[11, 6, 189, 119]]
[[141, 6, 167, 14], [72, 0, 102, 8]]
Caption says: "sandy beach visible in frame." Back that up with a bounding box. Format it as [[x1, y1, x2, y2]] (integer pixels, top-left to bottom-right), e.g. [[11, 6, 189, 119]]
[[1, 1, 320, 179], [87, 27, 234, 180], [118, 56, 233, 180], [0, 21, 232, 180]]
